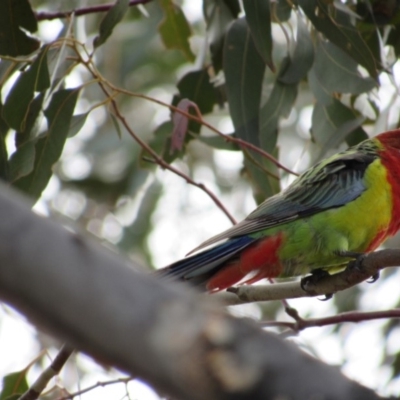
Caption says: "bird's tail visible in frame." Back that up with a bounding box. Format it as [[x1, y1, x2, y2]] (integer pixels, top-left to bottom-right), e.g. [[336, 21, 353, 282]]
[[155, 236, 256, 291]]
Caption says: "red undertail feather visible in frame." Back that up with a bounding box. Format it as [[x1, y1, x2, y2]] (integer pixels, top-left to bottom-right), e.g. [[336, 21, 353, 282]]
[[206, 233, 284, 292]]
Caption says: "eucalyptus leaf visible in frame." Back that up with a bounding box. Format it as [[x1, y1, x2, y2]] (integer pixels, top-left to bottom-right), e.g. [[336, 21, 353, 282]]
[[158, 0, 195, 61], [0, 103, 9, 181], [260, 78, 298, 152], [197, 134, 239, 151], [223, 17, 265, 147], [0, 370, 29, 400], [243, 0, 275, 70], [299, 0, 379, 78], [14, 88, 80, 201], [316, 115, 366, 161], [0, 0, 39, 56], [308, 68, 333, 106], [273, 0, 292, 22], [176, 69, 217, 115], [3, 47, 50, 131], [311, 100, 368, 161], [15, 93, 45, 149], [68, 113, 89, 138], [203, 0, 239, 71], [9, 140, 36, 182], [173, 69, 218, 135], [312, 41, 377, 94], [110, 114, 122, 139], [93, 0, 130, 48], [278, 16, 314, 84]]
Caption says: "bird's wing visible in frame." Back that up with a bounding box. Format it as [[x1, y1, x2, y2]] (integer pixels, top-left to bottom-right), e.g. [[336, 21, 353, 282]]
[[189, 149, 378, 254]]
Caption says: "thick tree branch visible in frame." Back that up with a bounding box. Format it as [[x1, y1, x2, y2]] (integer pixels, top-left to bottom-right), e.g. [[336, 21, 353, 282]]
[[214, 251, 400, 305], [0, 182, 384, 400], [35, 1, 152, 21]]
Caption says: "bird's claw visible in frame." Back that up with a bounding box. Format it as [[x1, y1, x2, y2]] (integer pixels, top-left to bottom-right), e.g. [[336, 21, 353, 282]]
[[337, 251, 365, 269], [367, 271, 380, 283], [301, 268, 333, 300], [338, 251, 379, 284], [301, 268, 330, 288]]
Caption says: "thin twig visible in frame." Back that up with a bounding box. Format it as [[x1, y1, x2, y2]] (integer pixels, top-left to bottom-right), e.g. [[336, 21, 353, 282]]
[[58, 377, 133, 400], [35, 0, 152, 21], [18, 344, 74, 400], [261, 309, 400, 332], [111, 100, 237, 224], [73, 46, 237, 224], [107, 85, 298, 176], [70, 39, 297, 177]]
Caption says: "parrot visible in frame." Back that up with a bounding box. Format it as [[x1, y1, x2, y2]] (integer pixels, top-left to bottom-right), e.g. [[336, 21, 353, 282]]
[[157, 129, 400, 292]]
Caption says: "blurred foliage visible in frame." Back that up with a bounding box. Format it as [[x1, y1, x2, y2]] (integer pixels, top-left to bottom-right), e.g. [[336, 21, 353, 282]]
[[1, 0, 400, 398]]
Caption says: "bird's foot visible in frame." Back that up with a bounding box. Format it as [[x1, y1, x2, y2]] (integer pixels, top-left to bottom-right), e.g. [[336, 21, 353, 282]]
[[301, 268, 333, 300], [337, 251, 379, 284], [367, 271, 380, 283]]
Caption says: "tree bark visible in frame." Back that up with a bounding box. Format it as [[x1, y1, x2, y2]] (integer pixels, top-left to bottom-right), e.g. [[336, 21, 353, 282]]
[[0, 183, 385, 400]]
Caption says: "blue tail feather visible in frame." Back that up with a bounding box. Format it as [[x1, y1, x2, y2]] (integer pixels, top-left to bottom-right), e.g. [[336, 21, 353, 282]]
[[157, 236, 255, 288]]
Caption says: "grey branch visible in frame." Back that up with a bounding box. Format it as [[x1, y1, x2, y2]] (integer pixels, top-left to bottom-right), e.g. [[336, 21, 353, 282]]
[[214, 250, 400, 305], [0, 182, 385, 400]]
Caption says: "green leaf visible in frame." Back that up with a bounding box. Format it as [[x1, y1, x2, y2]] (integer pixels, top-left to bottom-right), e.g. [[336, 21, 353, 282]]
[[0, 102, 9, 181], [110, 114, 122, 139], [298, 0, 378, 79], [203, 0, 240, 71], [9, 140, 36, 182], [311, 41, 376, 95], [142, 121, 179, 166], [223, 17, 265, 147], [172, 69, 219, 136], [278, 16, 314, 84], [197, 134, 239, 151], [388, 24, 400, 58], [392, 351, 400, 379], [15, 93, 45, 149], [68, 113, 88, 138], [308, 67, 333, 106], [158, 0, 195, 62], [311, 99, 368, 160], [176, 69, 217, 115], [317, 115, 365, 161], [0, 0, 40, 56], [14, 88, 80, 201], [0, 370, 29, 400], [243, 0, 275, 71], [3, 47, 50, 131], [0, 60, 20, 86], [273, 0, 292, 22], [260, 78, 298, 152], [248, 76, 297, 202], [93, 0, 130, 48], [244, 157, 279, 204]]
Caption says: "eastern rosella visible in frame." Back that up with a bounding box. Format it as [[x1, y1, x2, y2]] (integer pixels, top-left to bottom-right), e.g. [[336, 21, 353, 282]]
[[158, 130, 400, 291]]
